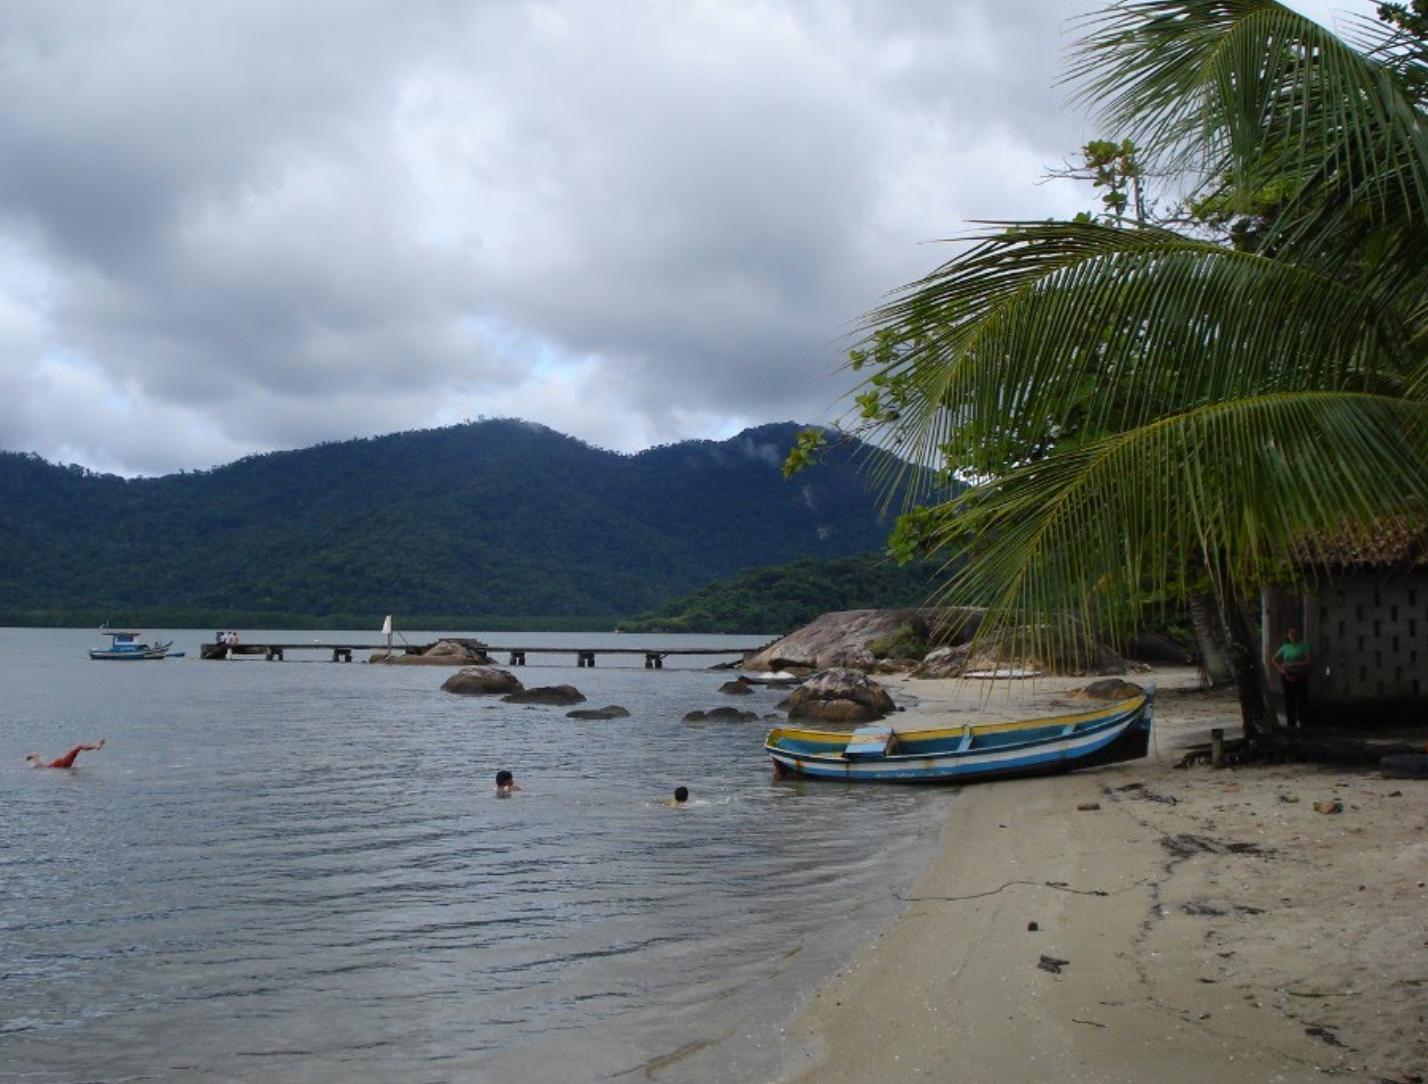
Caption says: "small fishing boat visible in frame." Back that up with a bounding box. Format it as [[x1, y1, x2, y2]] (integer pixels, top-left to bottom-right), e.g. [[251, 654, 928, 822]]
[[765, 690, 1153, 783], [89, 629, 171, 661]]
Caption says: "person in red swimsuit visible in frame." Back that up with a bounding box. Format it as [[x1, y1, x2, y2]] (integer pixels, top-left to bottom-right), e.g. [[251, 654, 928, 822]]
[[27, 739, 106, 768]]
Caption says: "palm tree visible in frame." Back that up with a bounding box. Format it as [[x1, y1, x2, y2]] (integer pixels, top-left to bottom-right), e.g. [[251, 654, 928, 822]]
[[850, 1, 1428, 739]]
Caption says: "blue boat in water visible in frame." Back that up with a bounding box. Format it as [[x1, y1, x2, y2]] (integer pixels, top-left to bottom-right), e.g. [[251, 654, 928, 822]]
[[89, 629, 172, 661], [765, 690, 1154, 783]]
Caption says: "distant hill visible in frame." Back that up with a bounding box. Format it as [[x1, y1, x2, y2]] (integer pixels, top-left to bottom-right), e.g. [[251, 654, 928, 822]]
[[0, 420, 921, 627], [615, 553, 945, 635]]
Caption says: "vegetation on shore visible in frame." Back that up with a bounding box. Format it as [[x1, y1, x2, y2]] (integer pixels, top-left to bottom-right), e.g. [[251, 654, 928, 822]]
[[811, 0, 1428, 740], [0, 420, 904, 624], [615, 553, 942, 634], [0, 608, 610, 633]]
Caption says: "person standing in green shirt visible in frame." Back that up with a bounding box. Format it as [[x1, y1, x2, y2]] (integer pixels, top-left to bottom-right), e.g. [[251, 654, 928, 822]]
[[1272, 627, 1311, 728]]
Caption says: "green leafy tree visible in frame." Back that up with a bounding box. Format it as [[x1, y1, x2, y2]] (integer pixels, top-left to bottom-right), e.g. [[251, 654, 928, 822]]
[[842, 1, 1428, 739]]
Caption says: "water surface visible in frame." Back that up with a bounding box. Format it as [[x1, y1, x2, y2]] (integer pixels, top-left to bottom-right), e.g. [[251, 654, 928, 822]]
[[0, 628, 951, 1082]]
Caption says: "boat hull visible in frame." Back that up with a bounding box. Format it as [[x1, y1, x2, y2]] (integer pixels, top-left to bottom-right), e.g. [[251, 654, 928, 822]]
[[765, 692, 1153, 784], [89, 649, 169, 660]]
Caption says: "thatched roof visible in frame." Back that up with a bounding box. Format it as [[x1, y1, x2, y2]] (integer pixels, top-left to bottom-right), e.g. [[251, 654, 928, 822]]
[[1298, 516, 1428, 569]]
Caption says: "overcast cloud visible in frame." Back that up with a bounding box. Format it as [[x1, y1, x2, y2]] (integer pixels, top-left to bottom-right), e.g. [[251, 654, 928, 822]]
[[0, 0, 1375, 475]]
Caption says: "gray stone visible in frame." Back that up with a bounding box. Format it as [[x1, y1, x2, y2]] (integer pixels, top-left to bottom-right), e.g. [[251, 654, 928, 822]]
[[441, 667, 524, 695], [566, 705, 631, 720], [373, 638, 494, 665], [784, 668, 896, 723], [683, 707, 760, 722], [1125, 632, 1195, 665], [503, 685, 587, 705], [742, 608, 985, 673], [1072, 679, 1146, 701]]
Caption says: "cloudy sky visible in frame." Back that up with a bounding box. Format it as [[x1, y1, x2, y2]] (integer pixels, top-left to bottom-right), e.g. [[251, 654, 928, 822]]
[[0, 0, 1376, 476]]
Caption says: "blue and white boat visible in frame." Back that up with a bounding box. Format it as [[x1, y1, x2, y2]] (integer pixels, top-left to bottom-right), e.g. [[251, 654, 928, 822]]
[[765, 690, 1153, 783], [89, 629, 172, 661]]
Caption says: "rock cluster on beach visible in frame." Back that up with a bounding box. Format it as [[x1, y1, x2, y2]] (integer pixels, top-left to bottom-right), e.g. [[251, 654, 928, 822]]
[[743, 607, 1147, 679], [782, 667, 896, 723], [743, 608, 982, 672]]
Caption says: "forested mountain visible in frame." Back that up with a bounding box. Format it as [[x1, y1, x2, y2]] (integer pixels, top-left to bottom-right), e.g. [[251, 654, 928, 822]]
[[0, 420, 914, 627], [616, 553, 944, 634]]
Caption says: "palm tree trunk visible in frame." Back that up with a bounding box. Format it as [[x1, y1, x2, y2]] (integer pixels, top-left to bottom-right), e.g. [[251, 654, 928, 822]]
[[1217, 586, 1277, 742], [1188, 591, 1234, 686]]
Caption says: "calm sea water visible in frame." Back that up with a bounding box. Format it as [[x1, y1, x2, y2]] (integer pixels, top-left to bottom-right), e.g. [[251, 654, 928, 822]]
[[0, 628, 951, 1083]]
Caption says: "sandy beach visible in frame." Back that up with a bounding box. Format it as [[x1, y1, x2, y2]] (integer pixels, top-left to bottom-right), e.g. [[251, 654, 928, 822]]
[[777, 667, 1428, 1083]]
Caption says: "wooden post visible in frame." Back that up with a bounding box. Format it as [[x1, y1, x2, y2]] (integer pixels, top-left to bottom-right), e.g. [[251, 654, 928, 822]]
[[1210, 727, 1225, 768]]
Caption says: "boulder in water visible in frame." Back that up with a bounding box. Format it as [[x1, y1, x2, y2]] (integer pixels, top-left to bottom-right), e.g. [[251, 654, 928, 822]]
[[441, 667, 524, 695], [566, 705, 631, 720], [503, 685, 587, 706], [683, 707, 760, 722]]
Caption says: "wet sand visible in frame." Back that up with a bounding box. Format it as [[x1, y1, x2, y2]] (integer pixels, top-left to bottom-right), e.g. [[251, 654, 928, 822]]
[[777, 667, 1428, 1083]]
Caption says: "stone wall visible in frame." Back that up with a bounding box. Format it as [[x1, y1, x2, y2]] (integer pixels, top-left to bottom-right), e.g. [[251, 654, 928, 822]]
[[1293, 570, 1428, 725]]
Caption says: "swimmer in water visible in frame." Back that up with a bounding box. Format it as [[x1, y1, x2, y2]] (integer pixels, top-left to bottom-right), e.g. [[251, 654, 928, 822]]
[[664, 785, 689, 808], [495, 769, 521, 797], [27, 739, 106, 769]]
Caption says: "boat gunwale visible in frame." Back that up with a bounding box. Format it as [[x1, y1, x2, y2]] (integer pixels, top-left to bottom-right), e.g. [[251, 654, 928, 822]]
[[764, 694, 1148, 755]]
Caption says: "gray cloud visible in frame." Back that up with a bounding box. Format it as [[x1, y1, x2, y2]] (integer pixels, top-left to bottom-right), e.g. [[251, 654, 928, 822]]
[[0, 0, 1375, 474]]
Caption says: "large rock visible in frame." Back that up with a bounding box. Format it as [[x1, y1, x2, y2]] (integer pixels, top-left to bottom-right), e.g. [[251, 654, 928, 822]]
[[372, 638, 494, 665], [1124, 632, 1195, 665], [718, 680, 753, 695], [784, 668, 896, 723], [911, 644, 970, 679], [503, 685, 587, 706], [743, 608, 984, 673], [441, 667, 524, 695]]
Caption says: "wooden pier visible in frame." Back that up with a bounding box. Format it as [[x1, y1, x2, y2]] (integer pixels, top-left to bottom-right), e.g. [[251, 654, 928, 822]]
[[199, 642, 747, 667]]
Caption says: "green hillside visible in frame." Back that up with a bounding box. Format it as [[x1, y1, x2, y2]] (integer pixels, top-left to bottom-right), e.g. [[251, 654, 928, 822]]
[[0, 420, 919, 627], [616, 553, 943, 635]]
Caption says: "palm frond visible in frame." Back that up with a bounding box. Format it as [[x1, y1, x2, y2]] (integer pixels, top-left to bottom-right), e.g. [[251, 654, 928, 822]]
[[1067, 1, 1428, 241], [923, 391, 1428, 653], [854, 220, 1413, 479]]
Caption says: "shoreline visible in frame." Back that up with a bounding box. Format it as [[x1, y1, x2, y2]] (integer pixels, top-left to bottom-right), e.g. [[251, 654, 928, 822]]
[[774, 667, 1427, 1083]]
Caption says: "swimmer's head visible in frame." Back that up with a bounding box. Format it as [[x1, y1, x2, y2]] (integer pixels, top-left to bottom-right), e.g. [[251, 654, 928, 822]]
[[25, 753, 40, 767], [673, 786, 689, 803], [496, 770, 514, 787]]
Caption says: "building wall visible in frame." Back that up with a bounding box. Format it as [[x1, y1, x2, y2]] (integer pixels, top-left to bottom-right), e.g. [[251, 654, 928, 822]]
[[1306, 569, 1428, 725]]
